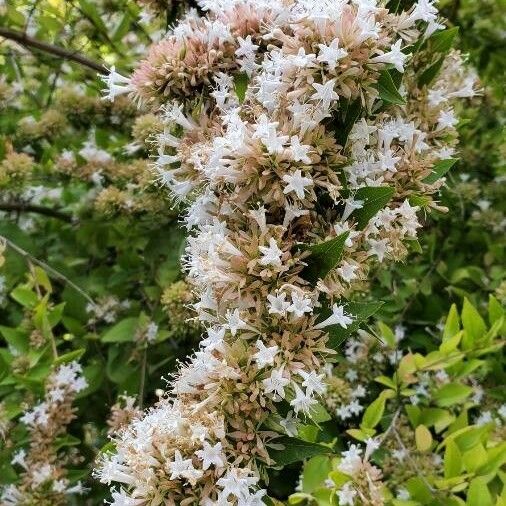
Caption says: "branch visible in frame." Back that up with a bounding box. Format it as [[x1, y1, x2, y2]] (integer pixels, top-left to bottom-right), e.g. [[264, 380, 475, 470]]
[[0, 202, 75, 223], [0, 27, 107, 74], [1, 235, 96, 307]]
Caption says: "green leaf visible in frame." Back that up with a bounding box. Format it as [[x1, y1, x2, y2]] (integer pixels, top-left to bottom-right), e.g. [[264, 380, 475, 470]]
[[10, 286, 38, 308], [378, 321, 396, 347], [405, 477, 433, 504], [54, 348, 85, 366], [302, 456, 332, 493], [377, 69, 406, 105], [233, 73, 249, 103], [269, 437, 332, 466], [418, 56, 444, 87], [443, 303, 460, 341], [461, 297, 487, 344], [301, 233, 349, 283], [423, 159, 458, 184], [415, 424, 433, 452], [488, 295, 504, 325], [0, 326, 29, 354], [334, 97, 362, 146], [326, 301, 383, 350], [434, 383, 473, 407], [101, 317, 138, 343], [361, 391, 386, 429], [466, 478, 493, 506], [444, 439, 462, 478], [430, 27, 459, 54], [351, 186, 395, 229]]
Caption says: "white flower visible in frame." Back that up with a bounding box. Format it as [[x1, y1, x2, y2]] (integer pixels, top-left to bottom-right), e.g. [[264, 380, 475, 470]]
[[195, 441, 225, 470], [314, 304, 354, 329], [225, 309, 247, 336], [370, 40, 409, 73], [342, 197, 364, 222], [280, 411, 298, 436], [146, 322, 158, 343], [364, 437, 380, 459], [368, 237, 390, 262], [267, 292, 290, 316], [236, 35, 259, 58], [334, 222, 360, 247], [298, 369, 327, 396], [437, 108, 458, 130], [262, 367, 290, 399], [287, 291, 313, 317], [282, 170, 313, 199], [201, 327, 226, 351], [101, 66, 133, 101], [289, 135, 312, 164], [258, 238, 283, 267], [337, 261, 359, 282], [289, 47, 316, 68], [338, 445, 363, 476], [290, 384, 317, 415], [317, 38, 348, 70], [253, 340, 279, 368], [310, 79, 339, 108], [217, 469, 258, 501], [337, 483, 357, 506], [168, 450, 203, 484]]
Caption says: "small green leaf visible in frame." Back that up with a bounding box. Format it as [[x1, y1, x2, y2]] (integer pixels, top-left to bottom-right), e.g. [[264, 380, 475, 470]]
[[269, 437, 332, 465], [361, 392, 386, 429], [101, 317, 138, 343], [488, 295, 504, 325], [434, 383, 473, 407], [415, 424, 433, 452], [444, 439, 462, 478], [423, 159, 458, 184], [443, 303, 460, 341], [10, 286, 38, 308], [233, 73, 249, 103], [377, 69, 406, 105], [418, 56, 444, 87], [461, 297, 487, 344], [54, 348, 85, 366], [301, 232, 349, 283], [430, 27, 459, 54], [351, 186, 395, 229]]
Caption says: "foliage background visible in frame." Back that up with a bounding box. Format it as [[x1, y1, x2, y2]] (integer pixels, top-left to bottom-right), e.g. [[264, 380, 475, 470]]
[[0, 0, 504, 504]]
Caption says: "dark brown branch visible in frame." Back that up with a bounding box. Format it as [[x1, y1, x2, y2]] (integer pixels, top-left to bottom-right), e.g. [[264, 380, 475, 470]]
[[0, 27, 108, 74], [0, 202, 75, 223]]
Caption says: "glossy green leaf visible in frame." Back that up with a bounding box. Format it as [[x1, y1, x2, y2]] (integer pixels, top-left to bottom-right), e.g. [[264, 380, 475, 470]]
[[301, 232, 349, 283], [269, 437, 332, 466], [377, 69, 406, 105]]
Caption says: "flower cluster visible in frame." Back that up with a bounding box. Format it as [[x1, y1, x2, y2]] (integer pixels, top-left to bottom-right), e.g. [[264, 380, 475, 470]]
[[98, 0, 476, 503], [1, 362, 88, 505]]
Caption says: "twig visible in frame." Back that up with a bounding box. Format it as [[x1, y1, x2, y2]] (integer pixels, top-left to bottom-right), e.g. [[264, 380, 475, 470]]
[[0, 27, 107, 74], [0, 202, 75, 223], [392, 428, 437, 493], [139, 346, 148, 410], [1, 235, 96, 307]]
